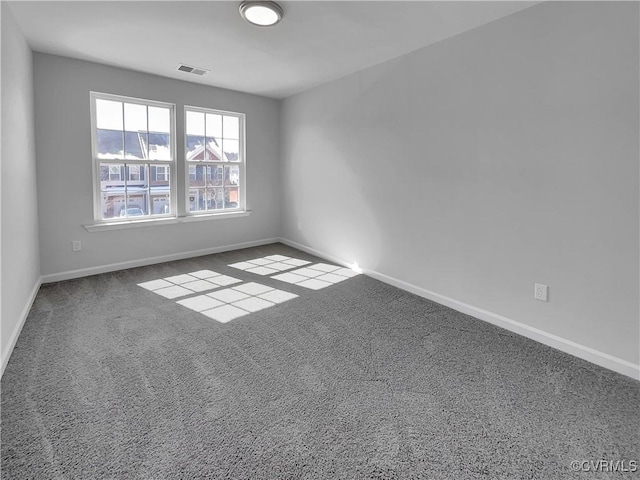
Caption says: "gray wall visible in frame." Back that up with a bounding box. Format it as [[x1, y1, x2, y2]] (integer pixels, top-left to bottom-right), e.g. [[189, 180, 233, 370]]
[[34, 53, 281, 277], [1, 4, 40, 365], [281, 2, 639, 365]]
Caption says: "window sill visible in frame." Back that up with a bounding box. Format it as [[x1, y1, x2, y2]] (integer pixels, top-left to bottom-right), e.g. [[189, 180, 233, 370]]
[[84, 210, 251, 232]]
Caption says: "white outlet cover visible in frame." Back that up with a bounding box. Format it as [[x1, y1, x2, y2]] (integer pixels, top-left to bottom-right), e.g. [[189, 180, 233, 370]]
[[534, 283, 548, 302]]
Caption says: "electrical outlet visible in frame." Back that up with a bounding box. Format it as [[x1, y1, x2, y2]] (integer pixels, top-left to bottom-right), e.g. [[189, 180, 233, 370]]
[[72, 240, 82, 252], [534, 283, 548, 302]]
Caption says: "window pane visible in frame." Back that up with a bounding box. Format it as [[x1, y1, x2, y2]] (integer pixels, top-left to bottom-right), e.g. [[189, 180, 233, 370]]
[[205, 190, 218, 210], [101, 192, 126, 219], [222, 139, 239, 162], [223, 115, 239, 139], [205, 137, 221, 161], [124, 103, 147, 132], [127, 164, 140, 181], [225, 165, 240, 186], [224, 165, 239, 208], [100, 163, 124, 189], [151, 193, 171, 215], [97, 130, 123, 159], [186, 110, 205, 136], [225, 187, 239, 208], [202, 165, 213, 186], [210, 165, 223, 186], [189, 189, 206, 212], [152, 165, 170, 183], [148, 133, 171, 160], [206, 113, 222, 139], [148, 106, 171, 133], [109, 165, 123, 181], [124, 132, 145, 159], [126, 165, 148, 187], [186, 135, 206, 160], [189, 165, 207, 188], [125, 193, 148, 217], [151, 166, 170, 211], [202, 187, 220, 210], [96, 99, 123, 130]]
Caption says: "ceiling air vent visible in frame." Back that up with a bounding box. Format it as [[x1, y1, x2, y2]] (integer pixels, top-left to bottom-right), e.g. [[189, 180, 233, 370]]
[[177, 64, 209, 76]]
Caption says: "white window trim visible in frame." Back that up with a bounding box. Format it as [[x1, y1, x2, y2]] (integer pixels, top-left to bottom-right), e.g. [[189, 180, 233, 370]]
[[184, 105, 247, 216], [89, 91, 177, 224]]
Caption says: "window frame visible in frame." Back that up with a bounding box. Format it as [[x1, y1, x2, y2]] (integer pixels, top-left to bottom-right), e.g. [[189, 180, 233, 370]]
[[89, 91, 177, 224], [184, 105, 246, 217]]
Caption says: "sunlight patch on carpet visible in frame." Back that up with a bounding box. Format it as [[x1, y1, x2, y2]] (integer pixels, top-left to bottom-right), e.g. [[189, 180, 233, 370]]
[[229, 256, 311, 276], [138, 270, 241, 299], [272, 263, 360, 290], [180, 282, 299, 323]]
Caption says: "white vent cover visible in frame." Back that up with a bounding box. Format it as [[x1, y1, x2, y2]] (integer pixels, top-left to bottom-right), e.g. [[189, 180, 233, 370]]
[[177, 64, 209, 76]]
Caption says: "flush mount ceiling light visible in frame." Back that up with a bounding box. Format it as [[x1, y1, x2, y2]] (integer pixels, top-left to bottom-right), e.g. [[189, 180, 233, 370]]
[[239, 1, 283, 27]]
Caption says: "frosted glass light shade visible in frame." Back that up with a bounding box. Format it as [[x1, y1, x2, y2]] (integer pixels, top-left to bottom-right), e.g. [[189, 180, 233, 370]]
[[239, 1, 283, 27]]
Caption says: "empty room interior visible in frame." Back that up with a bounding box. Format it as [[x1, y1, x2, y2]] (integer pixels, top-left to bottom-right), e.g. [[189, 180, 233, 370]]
[[1, 0, 639, 478]]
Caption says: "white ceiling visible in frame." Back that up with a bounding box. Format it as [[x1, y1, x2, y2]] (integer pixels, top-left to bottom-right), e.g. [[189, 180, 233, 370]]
[[8, 1, 538, 99]]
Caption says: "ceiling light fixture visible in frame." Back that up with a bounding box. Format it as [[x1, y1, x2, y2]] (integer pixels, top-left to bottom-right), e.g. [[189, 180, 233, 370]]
[[239, 1, 283, 27]]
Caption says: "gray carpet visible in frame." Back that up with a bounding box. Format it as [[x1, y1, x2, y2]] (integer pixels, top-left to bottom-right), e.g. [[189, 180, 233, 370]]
[[2, 243, 638, 479]]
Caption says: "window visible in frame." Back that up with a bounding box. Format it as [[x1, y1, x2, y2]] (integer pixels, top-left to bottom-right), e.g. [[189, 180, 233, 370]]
[[91, 92, 174, 221], [128, 165, 143, 181], [185, 107, 244, 213], [154, 165, 169, 182], [107, 165, 122, 182], [89, 93, 246, 227]]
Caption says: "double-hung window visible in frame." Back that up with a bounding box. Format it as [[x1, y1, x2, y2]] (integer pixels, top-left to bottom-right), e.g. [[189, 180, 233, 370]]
[[90, 93, 246, 226], [90, 92, 175, 222], [185, 107, 245, 214]]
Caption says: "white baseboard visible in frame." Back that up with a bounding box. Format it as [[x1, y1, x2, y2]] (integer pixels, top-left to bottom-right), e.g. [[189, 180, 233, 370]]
[[41, 237, 280, 283], [1, 277, 42, 378], [279, 237, 640, 381]]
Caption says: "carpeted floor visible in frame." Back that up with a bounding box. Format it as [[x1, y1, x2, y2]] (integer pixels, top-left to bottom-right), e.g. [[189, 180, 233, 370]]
[[2, 243, 638, 479]]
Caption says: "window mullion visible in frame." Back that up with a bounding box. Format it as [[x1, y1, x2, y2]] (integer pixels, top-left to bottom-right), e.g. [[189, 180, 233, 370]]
[[146, 163, 151, 216], [123, 162, 129, 216]]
